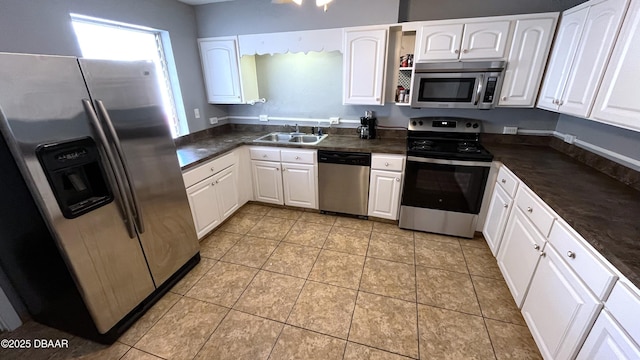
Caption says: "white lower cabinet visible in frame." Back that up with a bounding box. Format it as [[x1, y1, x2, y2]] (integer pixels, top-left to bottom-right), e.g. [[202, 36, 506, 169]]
[[250, 147, 318, 209], [368, 170, 402, 220], [496, 207, 546, 307], [483, 184, 513, 255], [186, 165, 239, 239], [282, 162, 317, 209], [522, 244, 602, 360], [577, 310, 640, 360], [251, 160, 284, 205]]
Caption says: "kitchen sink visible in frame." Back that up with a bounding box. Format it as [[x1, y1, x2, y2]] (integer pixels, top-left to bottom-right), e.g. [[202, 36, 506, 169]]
[[254, 132, 327, 145]]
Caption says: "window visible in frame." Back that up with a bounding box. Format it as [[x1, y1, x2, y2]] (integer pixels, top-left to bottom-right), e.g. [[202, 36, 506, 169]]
[[70, 14, 187, 138]]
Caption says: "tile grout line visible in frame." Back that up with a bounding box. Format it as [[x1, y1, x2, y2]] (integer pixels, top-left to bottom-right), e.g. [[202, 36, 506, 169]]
[[413, 231, 421, 360], [340, 225, 373, 360], [461, 239, 499, 359]]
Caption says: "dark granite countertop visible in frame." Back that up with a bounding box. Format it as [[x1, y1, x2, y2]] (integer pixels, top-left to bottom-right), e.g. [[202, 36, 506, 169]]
[[484, 142, 640, 288], [177, 131, 407, 171]]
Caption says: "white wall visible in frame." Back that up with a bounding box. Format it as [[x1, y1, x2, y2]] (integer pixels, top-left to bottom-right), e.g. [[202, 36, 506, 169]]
[[0, 0, 225, 133]]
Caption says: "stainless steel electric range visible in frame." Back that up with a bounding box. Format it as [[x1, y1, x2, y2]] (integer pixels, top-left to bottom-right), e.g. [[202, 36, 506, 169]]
[[399, 117, 493, 238]]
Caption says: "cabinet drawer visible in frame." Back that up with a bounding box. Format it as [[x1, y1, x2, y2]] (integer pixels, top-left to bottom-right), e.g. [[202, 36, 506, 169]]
[[250, 147, 281, 161], [549, 220, 617, 300], [281, 149, 316, 164], [183, 151, 236, 188], [514, 186, 555, 237], [496, 166, 519, 197], [371, 154, 405, 171], [606, 281, 640, 345]]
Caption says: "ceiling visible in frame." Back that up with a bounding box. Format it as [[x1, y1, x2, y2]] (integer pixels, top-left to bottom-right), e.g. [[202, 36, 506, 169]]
[[176, 0, 235, 5]]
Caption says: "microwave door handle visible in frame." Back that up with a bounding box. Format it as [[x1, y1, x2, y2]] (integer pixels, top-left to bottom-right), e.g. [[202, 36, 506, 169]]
[[82, 99, 136, 239], [475, 74, 484, 106], [95, 100, 145, 234]]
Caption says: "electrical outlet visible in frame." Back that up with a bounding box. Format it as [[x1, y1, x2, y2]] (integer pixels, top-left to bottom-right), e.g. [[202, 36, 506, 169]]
[[503, 126, 518, 135], [564, 134, 576, 144], [194, 108, 200, 119], [209, 117, 218, 125], [259, 114, 268, 122], [329, 117, 340, 125]]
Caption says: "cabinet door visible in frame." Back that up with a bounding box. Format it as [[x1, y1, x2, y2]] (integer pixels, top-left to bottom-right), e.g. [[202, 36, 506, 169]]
[[537, 7, 589, 111], [282, 163, 317, 209], [496, 208, 546, 307], [251, 160, 283, 205], [368, 170, 402, 220], [499, 17, 556, 107], [591, 0, 640, 131], [577, 310, 640, 360], [214, 165, 240, 220], [460, 21, 511, 60], [198, 37, 243, 104], [415, 24, 464, 61], [343, 28, 387, 105], [561, 0, 630, 118], [483, 185, 513, 256], [522, 245, 602, 360], [186, 178, 221, 239]]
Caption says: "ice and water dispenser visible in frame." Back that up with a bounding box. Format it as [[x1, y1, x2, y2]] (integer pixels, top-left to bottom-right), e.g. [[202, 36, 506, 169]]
[[36, 137, 113, 219]]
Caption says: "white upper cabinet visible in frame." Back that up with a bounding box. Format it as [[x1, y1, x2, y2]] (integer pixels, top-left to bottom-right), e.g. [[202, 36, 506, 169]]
[[591, 0, 640, 131], [499, 16, 557, 107], [415, 20, 509, 62], [343, 28, 388, 105], [415, 24, 464, 61], [460, 21, 511, 59], [198, 37, 259, 104], [538, 0, 630, 117]]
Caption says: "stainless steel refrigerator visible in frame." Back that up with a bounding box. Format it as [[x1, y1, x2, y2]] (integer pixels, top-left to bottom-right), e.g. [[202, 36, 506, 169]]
[[0, 53, 199, 343]]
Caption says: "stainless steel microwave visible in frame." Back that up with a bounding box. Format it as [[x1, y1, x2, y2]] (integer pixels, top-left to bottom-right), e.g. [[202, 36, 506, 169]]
[[410, 61, 506, 109]]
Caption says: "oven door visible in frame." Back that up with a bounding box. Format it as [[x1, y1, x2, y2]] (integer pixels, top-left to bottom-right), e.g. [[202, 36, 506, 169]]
[[410, 72, 484, 109], [402, 156, 490, 214]]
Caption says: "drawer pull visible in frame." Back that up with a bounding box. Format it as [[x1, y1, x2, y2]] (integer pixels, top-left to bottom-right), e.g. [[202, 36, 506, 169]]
[[210, 167, 215, 172], [540, 252, 546, 257], [385, 162, 390, 166], [395, 178, 400, 182], [526, 207, 533, 213], [567, 251, 576, 259], [295, 156, 300, 160], [533, 244, 540, 250], [503, 203, 509, 208], [263, 154, 268, 158], [501, 179, 506, 183]]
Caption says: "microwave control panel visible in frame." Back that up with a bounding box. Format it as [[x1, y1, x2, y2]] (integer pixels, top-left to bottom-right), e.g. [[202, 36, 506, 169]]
[[483, 77, 498, 103]]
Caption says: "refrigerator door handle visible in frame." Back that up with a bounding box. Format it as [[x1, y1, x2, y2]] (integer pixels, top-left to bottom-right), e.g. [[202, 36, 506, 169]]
[[95, 100, 145, 234], [82, 99, 136, 239]]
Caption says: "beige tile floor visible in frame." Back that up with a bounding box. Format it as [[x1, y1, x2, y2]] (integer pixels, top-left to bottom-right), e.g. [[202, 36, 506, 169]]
[[0, 203, 541, 360]]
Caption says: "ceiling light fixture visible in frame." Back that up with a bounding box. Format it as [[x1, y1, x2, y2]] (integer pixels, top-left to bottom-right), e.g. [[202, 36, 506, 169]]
[[278, 0, 333, 11], [316, 0, 333, 12]]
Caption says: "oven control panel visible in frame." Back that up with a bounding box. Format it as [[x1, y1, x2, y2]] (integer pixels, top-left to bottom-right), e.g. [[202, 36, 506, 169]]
[[409, 117, 481, 133]]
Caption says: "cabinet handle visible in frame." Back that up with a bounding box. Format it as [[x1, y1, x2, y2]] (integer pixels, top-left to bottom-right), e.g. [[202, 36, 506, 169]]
[[295, 156, 300, 160], [385, 162, 390, 166], [210, 167, 215, 172], [526, 207, 533, 213], [263, 154, 268, 158], [395, 178, 400, 182], [567, 251, 576, 259], [215, 180, 219, 184], [503, 203, 509, 208], [533, 244, 540, 250], [558, 100, 564, 106], [462, 49, 469, 54], [501, 179, 506, 183], [282, 168, 286, 171], [454, 49, 460, 54], [211, 182, 215, 186], [376, 97, 380, 101], [501, 96, 507, 101], [540, 252, 546, 257]]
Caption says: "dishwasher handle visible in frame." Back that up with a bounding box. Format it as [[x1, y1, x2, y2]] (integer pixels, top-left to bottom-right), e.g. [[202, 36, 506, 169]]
[[318, 150, 371, 166]]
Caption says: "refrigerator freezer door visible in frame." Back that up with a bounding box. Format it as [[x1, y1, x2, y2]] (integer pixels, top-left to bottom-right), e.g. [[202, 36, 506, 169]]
[[0, 53, 155, 333], [78, 59, 199, 286]]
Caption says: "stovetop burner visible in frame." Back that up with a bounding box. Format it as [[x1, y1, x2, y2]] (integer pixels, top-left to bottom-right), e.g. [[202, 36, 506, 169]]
[[406, 118, 493, 161]]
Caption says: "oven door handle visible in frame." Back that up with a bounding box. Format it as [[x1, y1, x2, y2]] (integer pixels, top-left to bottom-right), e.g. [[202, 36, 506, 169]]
[[407, 156, 492, 167]]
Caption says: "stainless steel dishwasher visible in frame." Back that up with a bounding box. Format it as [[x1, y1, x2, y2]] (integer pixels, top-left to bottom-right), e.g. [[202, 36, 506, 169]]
[[318, 150, 371, 217]]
